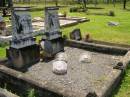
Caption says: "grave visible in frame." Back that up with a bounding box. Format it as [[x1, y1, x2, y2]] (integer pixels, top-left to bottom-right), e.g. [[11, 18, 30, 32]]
[[32, 16, 89, 31], [70, 28, 82, 40], [0, 6, 130, 97], [41, 7, 64, 56], [6, 8, 40, 70], [0, 40, 130, 97]]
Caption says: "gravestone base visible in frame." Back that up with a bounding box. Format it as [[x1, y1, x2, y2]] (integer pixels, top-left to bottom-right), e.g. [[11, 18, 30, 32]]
[[6, 44, 40, 70], [44, 38, 64, 56]]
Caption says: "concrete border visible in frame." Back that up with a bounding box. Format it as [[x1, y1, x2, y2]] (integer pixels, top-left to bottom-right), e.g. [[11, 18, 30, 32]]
[[0, 65, 97, 97], [89, 39, 130, 49], [0, 40, 130, 97], [65, 40, 128, 55], [0, 87, 19, 97]]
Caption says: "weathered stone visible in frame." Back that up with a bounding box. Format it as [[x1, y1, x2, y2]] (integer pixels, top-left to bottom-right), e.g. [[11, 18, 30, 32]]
[[43, 38, 64, 55], [79, 53, 92, 63], [65, 40, 128, 55], [7, 8, 40, 70], [108, 21, 119, 26], [6, 44, 40, 70], [44, 7, 61, 40], [11, 8, 32, 37], [53, 60, 67, 75], [42, 7, 64, 56], [70, 28, 82, 40]]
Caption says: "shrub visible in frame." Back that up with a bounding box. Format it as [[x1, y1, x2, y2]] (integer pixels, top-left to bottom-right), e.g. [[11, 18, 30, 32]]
[[108, 10, 115, 16], [70, 7, 78, 12]]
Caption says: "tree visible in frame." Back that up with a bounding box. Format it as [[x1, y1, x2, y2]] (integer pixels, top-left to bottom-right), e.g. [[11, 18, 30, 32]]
[[82, 0, 87, 8], [123, 0, 127, 9], [54, 0, 58, 6]]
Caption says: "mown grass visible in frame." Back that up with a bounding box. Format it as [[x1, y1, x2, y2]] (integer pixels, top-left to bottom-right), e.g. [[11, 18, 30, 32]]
[[0, 2, 130, 97], [112, 66, 130, 97], [60, 3, 130, 44]]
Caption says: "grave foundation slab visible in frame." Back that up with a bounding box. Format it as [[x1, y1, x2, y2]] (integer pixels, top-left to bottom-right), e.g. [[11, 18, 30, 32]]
[[6, 44, 40, 70]]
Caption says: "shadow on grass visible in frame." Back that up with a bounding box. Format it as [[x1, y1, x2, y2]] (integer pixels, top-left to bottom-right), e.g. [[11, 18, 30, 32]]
[[111, 65, 130, 97], [86, 12, 108, 16], [87, 7, 104, 9], [126, 9, 130, 11]]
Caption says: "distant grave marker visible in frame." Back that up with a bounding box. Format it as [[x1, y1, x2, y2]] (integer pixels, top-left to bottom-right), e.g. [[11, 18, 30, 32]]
[[70, 28, 82, 40]]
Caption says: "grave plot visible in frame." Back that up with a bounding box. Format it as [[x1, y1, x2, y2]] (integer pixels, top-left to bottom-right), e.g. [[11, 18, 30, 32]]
[[0, 40, 130, 97], [32, 16, 89, 31]]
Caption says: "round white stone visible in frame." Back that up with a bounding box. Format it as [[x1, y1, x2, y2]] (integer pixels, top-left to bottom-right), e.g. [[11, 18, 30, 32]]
[[79, 53, 91, 63], [53, 60, 67, 75]]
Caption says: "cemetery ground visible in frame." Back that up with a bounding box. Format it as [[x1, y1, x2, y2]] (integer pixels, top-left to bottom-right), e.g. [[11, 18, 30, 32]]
[[0, 2, 130, 97]]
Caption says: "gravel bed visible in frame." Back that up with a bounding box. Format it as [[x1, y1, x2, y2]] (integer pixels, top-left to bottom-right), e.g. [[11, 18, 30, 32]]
[[25, 47, 122, 97]]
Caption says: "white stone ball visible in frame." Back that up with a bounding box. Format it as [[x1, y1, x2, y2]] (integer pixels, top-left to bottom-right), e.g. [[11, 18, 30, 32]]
[[53, 60, 67, 75], [79, 53, 92, 63]]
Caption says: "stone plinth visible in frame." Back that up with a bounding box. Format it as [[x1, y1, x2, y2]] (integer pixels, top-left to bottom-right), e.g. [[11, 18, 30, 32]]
[[44, 38, 64, 55], [6, 44, 40, 70]]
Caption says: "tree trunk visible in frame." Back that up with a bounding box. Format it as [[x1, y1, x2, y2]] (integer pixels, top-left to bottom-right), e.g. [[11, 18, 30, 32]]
[[123, 0, 126, 9], [54, 0, 58, 6], [83, 0, 87, 8]]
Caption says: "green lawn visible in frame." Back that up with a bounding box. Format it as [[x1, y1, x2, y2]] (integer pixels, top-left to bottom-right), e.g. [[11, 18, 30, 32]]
[[112, 66, 130, 97], [0, 2, 130, 97], [60, 3, 130, 44]]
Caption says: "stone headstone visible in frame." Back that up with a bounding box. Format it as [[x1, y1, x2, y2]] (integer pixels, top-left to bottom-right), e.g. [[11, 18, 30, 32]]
[[6, 8, 40, 70], [41, 7, 64, 56], [70, 28, 82, 40], [44, 7, 60, 40], [11, 8, 35, 48]]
